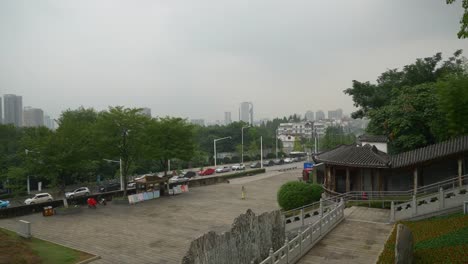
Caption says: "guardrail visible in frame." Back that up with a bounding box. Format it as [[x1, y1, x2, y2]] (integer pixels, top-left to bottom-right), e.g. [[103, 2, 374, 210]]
[[391, 185, 468, 221], [259, 200, 345, 264]]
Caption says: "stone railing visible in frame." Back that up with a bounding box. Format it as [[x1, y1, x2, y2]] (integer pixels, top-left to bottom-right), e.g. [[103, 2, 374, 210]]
[[259, 200, 345, 264], [391, 185, 468, 221], [283, 199, 338, 232]]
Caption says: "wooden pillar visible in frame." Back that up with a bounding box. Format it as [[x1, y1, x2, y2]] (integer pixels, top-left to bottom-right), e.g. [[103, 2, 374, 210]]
[[346, 168, 350, 193], [458, 158, 463, 187], [360, 169, 364, 191], [332, 167, 336, 191], [413, 168, 418, 195], [326, 166, 332, 190], [370, 169, 374, 192], [377, 169, 383, 192]]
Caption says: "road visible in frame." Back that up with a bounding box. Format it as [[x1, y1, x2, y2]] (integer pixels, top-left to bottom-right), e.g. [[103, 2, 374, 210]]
[[4, 161, 303, 207]]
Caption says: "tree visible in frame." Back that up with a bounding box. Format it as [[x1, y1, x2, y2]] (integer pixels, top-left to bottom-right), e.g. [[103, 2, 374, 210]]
[[320, 126, 355, 151], [344, 51, 466, 153], [94, 106, 150, 195], [143, 117, 195, 176], [293, 137, 302, 152], [436, 74, 468, 136], [447, 0, 468, 38]]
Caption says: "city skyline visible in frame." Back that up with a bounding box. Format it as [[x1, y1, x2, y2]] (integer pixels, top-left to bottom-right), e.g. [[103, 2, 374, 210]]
[[1, 1, 463, 123]]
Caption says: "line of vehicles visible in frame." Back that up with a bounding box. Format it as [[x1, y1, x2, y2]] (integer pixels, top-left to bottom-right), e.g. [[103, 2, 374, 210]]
[[0, 158, 303, 208]]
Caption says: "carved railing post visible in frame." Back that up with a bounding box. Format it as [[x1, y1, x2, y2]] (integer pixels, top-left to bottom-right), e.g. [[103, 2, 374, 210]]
[[412, 195, 417, 216], [439, 187, 444, 210], [390, 201, 395, 222], [285, 238, 289, 262], [301, 208, 304, 227], [269, 248, 274, 264]]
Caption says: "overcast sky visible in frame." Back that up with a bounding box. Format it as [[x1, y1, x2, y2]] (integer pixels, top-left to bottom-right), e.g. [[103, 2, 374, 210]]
[[0, 0, 465, 122]]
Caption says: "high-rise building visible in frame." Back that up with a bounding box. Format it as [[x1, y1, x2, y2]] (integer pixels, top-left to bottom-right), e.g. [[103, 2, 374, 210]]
[[239, 102, 253, 125], [43, 115, 55, 130], [328, 108, 343, 120], [315, 110, 325, 121], [23, 107, 44, 127], [305, 111, 314, 121], [3, 94, 23, 127], [139, 107, 151, 117], [224, 112, 232, 125]]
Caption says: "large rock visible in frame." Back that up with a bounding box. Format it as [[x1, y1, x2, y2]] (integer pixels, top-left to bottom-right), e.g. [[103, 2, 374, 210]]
[[395, 224, 413, 264], [182, 209, 285, 264]]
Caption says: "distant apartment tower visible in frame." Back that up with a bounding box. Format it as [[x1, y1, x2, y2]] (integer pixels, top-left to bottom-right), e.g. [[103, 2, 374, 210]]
[[44, 115, 55, 130], [239, 102, 253, 125], [305, 111, 314, 121], [224, 112, 232, 125], [3, 94, 23, 127], [315, 110, 325, 121], [328, 108, 343, 120], [23, 107, 44, 127], [139, 107, 151, 117], [190, 119, 205, 126]]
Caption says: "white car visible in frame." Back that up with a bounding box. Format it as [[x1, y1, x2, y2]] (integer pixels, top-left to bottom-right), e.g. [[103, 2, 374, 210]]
[[65, 187, 90, 199], [215, 166, 231, 173], [231, 164, 245, 171], [169, 176, 189, 184], [24, 193, 53, 205], [284, 158, 293, 163]]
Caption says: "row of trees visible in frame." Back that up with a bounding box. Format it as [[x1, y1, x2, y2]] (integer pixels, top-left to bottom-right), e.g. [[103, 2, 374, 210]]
[[345, 50, 468, 154], [0, 107, 195, 195]]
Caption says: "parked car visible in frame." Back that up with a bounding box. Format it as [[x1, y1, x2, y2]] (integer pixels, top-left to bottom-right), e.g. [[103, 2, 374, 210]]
[[231, 164, 245, 171], [250, 162, 261, 168], [215, 166, 231, 173], [263, 160, 275, 167], [273, 159, 284, 165], [0, 200, 10, 209], [183, 171, 197, 178], [284, 158, 293, 163], [65, 187, 90, 199], [24, 193, 53, 205], [169, 175, 189, 184], [127, 182, 136, 189], [199, 168, 215, 176], [98, 182, 121, 192]]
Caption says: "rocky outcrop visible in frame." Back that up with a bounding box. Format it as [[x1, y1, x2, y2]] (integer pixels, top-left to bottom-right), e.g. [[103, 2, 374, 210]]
[[182, 209, 285, 264]]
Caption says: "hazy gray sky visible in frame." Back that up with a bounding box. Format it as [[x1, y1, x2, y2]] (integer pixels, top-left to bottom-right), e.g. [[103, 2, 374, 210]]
[[0, 0, 465, 122]]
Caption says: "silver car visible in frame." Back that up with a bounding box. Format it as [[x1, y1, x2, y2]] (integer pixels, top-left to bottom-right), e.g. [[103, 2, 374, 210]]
[[65, 187, 90, 199], [24, 193, 53, 205]]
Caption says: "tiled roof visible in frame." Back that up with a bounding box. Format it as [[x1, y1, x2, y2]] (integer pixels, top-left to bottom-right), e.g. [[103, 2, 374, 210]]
[[391, 135, 468, 168], [358, 134, 388, 143], [314, 144, 390, 168]]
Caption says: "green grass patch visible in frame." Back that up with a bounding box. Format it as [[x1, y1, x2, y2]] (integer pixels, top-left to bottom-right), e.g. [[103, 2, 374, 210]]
[[0, 227, 93, 264], [377, 212, 468, 264]]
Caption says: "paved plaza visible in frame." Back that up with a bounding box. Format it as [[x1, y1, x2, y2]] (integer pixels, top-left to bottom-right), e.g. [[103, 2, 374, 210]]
[[0, 170, 299, 264]]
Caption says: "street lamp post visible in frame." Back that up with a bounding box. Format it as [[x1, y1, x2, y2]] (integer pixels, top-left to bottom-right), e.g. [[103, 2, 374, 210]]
[[260, 136, 263, 169], [275, 129, 279, 159], [214, 136, 232, 168], [104, 159, 123, 190], [241, 126, 250, 164]]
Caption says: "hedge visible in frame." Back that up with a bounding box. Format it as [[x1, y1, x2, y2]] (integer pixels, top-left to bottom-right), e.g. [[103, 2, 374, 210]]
[[277, 181, 322, 211]]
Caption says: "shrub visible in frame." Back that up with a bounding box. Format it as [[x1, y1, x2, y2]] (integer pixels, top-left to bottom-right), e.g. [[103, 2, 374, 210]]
[[266, 153, 276, 159], [231, 156, 240, 163], [277, 181, 322, 211], [223, 157, 231, 164]]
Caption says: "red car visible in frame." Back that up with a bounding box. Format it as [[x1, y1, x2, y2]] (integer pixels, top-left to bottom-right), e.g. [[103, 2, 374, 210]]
[[199, 168, 215, 176]]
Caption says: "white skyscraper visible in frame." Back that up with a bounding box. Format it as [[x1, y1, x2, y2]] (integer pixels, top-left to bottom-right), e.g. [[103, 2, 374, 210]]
[[3, 94, 23, 127], [239, 102, 253, 125]]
